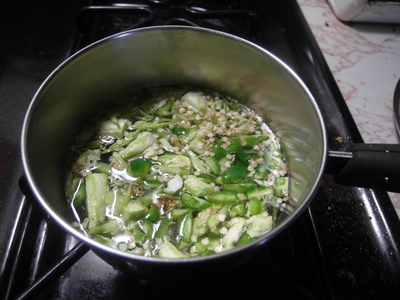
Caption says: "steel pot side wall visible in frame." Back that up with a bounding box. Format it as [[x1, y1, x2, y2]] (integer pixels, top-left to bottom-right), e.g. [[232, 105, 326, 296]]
[[21, 26, 327, 267]]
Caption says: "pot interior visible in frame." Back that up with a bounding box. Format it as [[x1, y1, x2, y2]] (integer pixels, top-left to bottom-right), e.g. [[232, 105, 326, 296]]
[[22, 26, 327, 259]]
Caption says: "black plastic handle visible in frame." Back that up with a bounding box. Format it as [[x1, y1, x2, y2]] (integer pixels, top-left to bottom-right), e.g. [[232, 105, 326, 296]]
[[327, 143, 400, 192]]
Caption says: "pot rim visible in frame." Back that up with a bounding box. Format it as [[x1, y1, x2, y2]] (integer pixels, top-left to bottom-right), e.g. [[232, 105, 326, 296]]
[[21, 25, 328, 263], [394, 78, 400, 135]]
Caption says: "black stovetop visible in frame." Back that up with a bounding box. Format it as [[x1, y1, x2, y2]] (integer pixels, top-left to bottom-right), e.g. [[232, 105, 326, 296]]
[[1, 1, 400, 299]]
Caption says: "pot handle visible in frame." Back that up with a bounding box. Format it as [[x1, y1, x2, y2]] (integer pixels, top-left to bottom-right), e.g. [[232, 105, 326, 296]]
[[327, 143, 400, 192]]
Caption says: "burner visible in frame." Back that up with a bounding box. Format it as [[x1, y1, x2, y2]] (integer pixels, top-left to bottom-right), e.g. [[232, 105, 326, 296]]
[[75, 0, 259, 50]]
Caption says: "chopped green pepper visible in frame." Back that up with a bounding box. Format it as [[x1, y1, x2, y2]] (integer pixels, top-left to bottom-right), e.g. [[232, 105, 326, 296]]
[[182, 91, 207, 115], [236, 150, 259, 166], [172, 126, 189, 135], [122, 200, 148, 220], [98, 117, 128, 139], [139, 179, 164, 189], [120, 131, 154, 159], [158, 154, 191, 175], [86, 173, 108, 228], [273, 176, 289, 197], [158, 241, 188, 258], [92, 162, 112, 174], [190, 156, 211, 174], [202, 156, 221, 175], [170, 208, 190, 221], [184, 175, 215, 197], [89, 219, 121, 236], [156, 100, 173, 116], [67, 86, 289, 258], [155, 218, 170, 238], [247, 198, 263, 215], [246, 214, 273, 238], [145, 205, 160, 222], [236, 232, 254, 246], [222, 183, 256, 193], [181, 193, 211, 211], [189, 136, 206, 155], [207, 191, 240, 205], [222, 217, 246, 249], [212, 140, 224, 159], [246, 186, 273, 199], [140, 219, 155, 240], [66, 173, 86, 208], [129, 158, 152, 180], [195, 235, 222, 255], [221, 162, 248, 184], [224, 139, 243, 154], [232, 202, 246, 216], [178, 211, 193, 243]]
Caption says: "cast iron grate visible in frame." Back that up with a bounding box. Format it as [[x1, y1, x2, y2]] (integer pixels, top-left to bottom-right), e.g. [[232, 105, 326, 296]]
[[73, 0, 259, 51]]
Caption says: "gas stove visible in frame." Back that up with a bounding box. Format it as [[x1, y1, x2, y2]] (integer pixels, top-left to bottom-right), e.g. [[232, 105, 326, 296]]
[[1, 1, 400, 299]]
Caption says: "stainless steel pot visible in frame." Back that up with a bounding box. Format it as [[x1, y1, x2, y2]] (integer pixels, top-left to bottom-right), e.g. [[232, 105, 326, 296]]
[[20, 25, 373, 280]]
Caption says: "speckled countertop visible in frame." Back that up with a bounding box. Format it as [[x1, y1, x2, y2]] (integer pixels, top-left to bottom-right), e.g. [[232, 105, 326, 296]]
[[297, 0, 400, 217]]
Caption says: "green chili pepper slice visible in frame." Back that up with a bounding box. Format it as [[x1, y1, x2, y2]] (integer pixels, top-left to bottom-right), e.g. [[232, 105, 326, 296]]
[[155, 218, 170, 239], [232, 202, 246, 216], [139, 179, 164, 189], [156, 100, 173, 116], [273, 176, 289, 197], [221, 162, 248, 184], [224, 139, 243, 154], [145, 205, 160, 222], [178, 211, 193, 243], [207, 191, 240, 204], [196, 174, 215, 183], [236, 151, 259, 166], [242, 136, 259, 147], [222, 183, 256, 193], [202, 156, 221, 175], [129, 158, 152, 180], [247, 198, 263, 215], [181, 193, 211, 211], [213, 140, 224, 159], [140, 219, 154, 240], [237, 232, 254, 246], [172, 126, 189, 135]]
